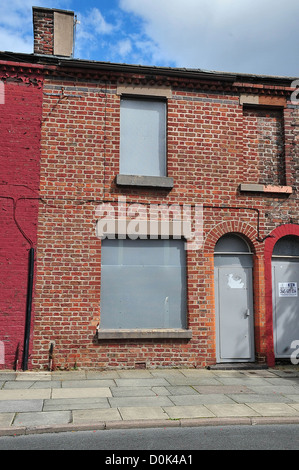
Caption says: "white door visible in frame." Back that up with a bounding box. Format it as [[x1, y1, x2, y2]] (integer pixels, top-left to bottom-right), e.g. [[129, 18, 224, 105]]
[[272, 236, 299, 359], [272, 260, 299, 357], [214, 235, 254, 363]]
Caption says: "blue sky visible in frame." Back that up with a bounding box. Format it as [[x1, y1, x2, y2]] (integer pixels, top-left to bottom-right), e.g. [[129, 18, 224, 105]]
[[0, 0, 298, 77]]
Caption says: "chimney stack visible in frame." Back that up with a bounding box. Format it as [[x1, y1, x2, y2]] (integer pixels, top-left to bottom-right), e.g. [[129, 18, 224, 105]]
[[32, 7, 75, 57]]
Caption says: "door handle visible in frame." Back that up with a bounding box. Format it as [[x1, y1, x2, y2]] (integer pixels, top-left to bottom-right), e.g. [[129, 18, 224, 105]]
[[245, 309, 250, 318]]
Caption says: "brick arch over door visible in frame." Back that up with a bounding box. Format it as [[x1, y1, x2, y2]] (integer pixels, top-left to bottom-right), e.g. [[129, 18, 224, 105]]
[[204, 221, 261, 255], [265, 224, 299, 366]]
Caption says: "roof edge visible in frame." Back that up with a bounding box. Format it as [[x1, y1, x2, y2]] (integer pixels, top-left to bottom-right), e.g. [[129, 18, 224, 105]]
[[0, 50, 296, 86]]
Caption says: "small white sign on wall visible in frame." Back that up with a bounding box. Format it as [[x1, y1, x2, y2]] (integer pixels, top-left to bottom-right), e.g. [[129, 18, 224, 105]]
[[279, 282, 298, 297]]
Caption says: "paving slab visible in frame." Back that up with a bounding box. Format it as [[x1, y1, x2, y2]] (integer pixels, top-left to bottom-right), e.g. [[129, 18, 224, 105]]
[[165, 386, 199, 395], [86, 371, 120, 379], [193, 385, 253, 395], [272, 369, 299, 378], [169, 393, 235, 406], [114, 378, 171, 387], [151, 370, 186, 377], [164, 405, 215, 419], [2, 380, 61, 390], [0, 389, 51, 400], [110, 387, 156, 397], [2, 381, 35, 389], [43, 397, 110, 411], [228, 393, 295, 404], [30, 381, 62, 389], [60, 379, 115, 388], [263, 377, 299, 386], [248, 403, 299, 417], [289, 403, 299, 411], [0, 413, 15, 427], [242, 370, 278, 378], [0, 373, 17, 380], [16, 372, 51, 381], [164, 377, 222, 386], [248, 385, 299, 395], [118, 406, 168, 421], [51, 371, 87, 381], [116, 370, 153, 378], [180, 369, 215, 377], [208, 370, 246, 378], [0, 399, 43, 412], [151, 386, 170, 396], [51, 387, 112, 399], [217, 377, 270, 386], [13, 411, 72, 427], [285, 396, 299, 403], [205, 403, 260, 417], [72, 408, 121, 423], [108, 395, 173, 408]]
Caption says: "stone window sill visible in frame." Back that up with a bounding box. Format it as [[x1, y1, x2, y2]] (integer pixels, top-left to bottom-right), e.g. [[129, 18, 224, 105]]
[[116, 174, 174, 189], [239, 184, 293, 194], [97, 329, 192, 340]]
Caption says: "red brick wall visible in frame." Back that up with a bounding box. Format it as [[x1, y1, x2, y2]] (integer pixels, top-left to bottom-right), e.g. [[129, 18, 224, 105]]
[[32, 80, 108, 369], [0, 73, 43, 369], [33, 9, 54, 55], [31, 74, 299, 370]]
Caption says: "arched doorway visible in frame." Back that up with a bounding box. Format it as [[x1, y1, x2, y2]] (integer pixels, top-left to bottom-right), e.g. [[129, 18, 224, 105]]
[[214, 234, 255, 363], [272, 235, 299, 359]]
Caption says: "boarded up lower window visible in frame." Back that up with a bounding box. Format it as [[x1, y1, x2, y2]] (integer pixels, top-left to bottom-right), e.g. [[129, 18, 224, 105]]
[[100, 239, 187, 329]]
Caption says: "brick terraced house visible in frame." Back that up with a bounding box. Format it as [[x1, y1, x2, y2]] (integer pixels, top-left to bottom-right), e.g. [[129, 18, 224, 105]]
[[0, 7, 298, 371]]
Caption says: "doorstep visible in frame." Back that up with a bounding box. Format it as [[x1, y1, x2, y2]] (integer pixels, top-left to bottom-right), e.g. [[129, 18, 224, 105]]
[[207, 363, 268, 370]]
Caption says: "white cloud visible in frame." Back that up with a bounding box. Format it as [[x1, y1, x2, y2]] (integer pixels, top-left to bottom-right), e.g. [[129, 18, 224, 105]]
[[119, 0, 299, 76], [0, 27, 32, 53], [81, 8, 116, 35], [116, 38, 132, 57], [0, 0, 34, 46], [75, 7, 119, 60], [0, 0, 66, 53]]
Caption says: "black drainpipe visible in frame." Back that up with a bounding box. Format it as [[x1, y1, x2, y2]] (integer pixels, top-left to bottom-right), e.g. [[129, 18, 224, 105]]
[[22, 247, 35, 371], [0, 196, 37, 372]]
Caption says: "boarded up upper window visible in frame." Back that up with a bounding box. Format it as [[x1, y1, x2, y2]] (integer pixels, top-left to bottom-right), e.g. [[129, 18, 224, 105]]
[[120, 98, 167, 177], [243, 107, 285, 186]]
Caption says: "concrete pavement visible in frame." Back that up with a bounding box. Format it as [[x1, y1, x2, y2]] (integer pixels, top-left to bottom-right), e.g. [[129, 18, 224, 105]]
[[1, 366, 299, 436]]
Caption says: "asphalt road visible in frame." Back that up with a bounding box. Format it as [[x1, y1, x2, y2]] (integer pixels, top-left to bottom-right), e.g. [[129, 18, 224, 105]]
[[0, 424, 298, 451]]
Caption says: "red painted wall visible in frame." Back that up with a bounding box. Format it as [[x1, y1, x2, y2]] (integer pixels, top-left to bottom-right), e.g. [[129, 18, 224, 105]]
[[0, 71, 43, 369]]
